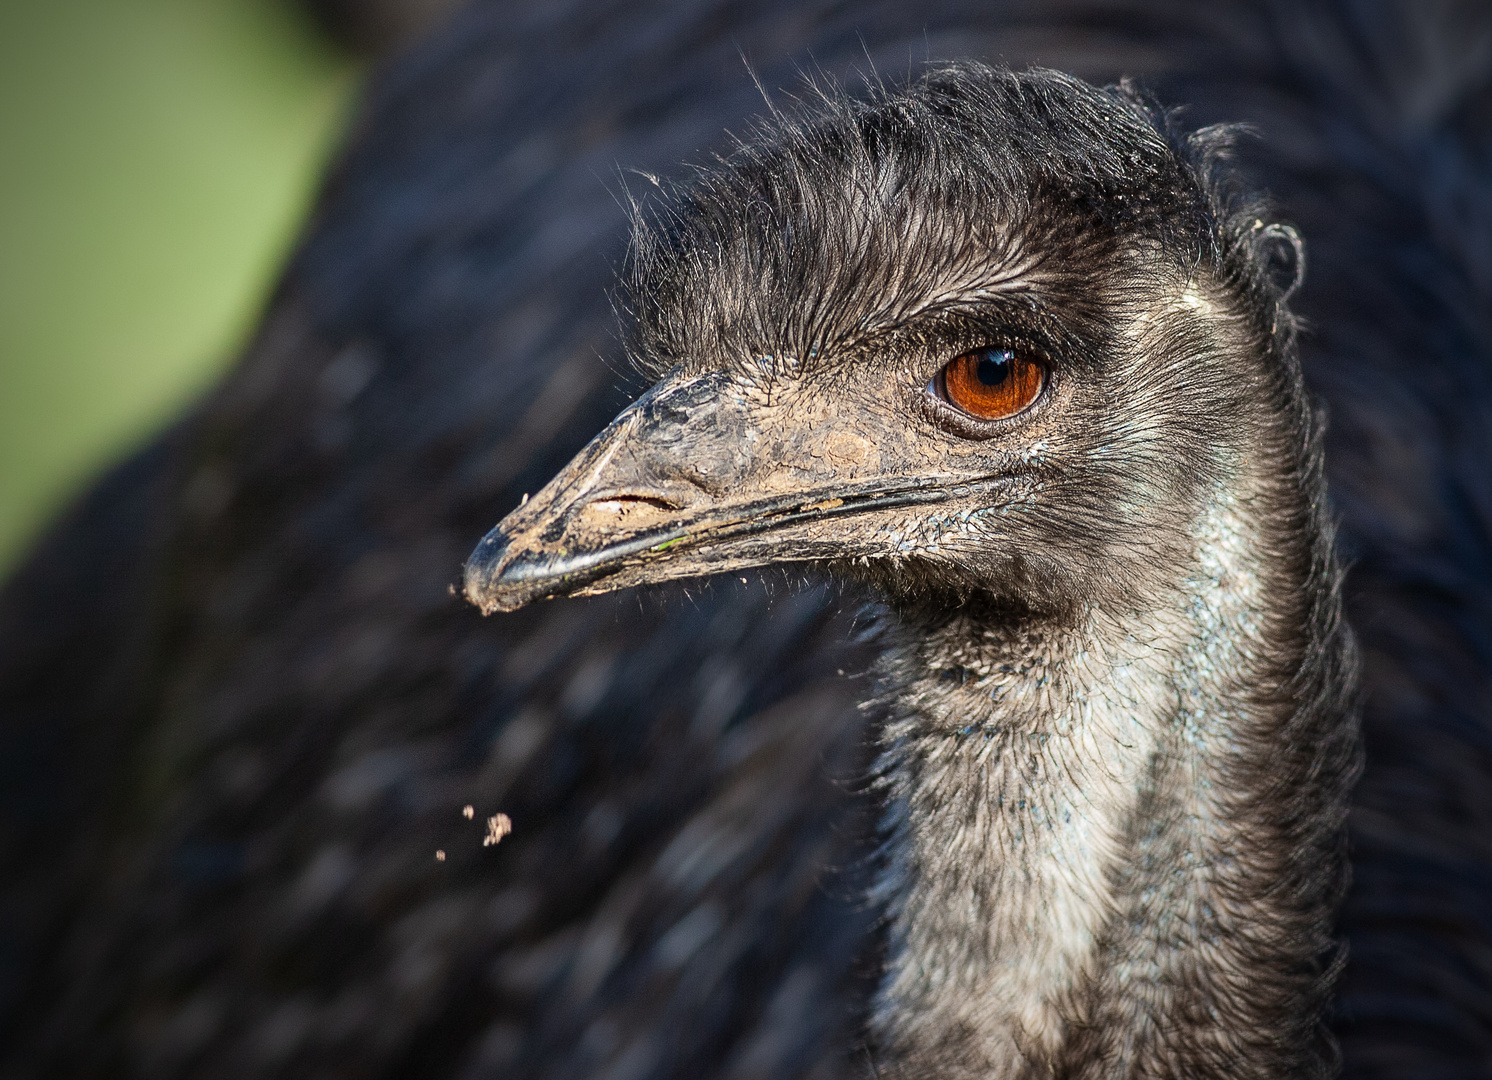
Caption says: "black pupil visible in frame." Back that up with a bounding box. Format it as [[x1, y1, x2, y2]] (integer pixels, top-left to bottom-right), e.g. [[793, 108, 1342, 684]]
[[976, 349, 1013, 386]]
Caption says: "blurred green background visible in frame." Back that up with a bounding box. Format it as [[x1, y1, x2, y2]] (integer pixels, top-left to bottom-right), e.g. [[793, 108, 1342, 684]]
[[0, 0, 362, 573]]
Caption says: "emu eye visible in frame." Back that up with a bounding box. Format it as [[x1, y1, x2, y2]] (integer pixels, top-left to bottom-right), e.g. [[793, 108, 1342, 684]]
[[936, 347, 1045, 421]]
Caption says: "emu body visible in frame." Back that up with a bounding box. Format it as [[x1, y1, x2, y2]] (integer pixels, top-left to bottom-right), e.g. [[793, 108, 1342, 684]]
[[465, 68, 1358, 1077], [3, 3, 1491, 1077]]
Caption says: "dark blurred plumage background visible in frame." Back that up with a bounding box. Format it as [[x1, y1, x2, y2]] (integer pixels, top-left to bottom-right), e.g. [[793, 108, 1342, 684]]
[[3, 1, 1492, 1077]]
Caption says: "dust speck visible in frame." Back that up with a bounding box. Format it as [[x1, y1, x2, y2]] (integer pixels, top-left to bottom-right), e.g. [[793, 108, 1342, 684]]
[[484, 813, 514, 847]]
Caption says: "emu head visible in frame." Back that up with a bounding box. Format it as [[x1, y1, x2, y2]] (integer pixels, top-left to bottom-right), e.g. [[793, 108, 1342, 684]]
[[464, 65, 1306, 622]]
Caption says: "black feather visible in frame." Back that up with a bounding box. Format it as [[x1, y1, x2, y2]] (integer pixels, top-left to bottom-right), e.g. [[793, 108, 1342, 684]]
[[1, 2, 1489, 1077]]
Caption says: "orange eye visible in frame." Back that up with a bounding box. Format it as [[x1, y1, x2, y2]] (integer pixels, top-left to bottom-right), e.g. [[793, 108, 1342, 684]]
[[938, 347, 1044, 420]]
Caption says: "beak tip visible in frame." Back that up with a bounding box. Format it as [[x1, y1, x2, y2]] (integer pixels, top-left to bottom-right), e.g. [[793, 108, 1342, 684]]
[[462, 529, 521, 615]]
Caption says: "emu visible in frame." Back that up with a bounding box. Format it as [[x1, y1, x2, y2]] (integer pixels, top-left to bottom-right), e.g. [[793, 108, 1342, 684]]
[[2, 2, 1491, 1078], [464, 65, 1358, 1077]]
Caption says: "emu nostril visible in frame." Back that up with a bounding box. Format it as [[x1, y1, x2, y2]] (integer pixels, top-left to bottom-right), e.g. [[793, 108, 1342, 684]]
[[580, 492, 688, 531], [593, 493, 681, 512]]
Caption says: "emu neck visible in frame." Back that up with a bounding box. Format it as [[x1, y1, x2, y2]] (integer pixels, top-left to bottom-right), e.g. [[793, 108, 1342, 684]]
[[871, 480, 1345, 1079]]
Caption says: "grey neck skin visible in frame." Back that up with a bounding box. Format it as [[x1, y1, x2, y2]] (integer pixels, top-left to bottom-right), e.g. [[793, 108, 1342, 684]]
[[867, 465, 1347, 1080]]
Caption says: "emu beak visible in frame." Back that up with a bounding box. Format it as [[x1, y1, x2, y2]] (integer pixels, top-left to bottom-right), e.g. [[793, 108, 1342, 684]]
[[463, 370, 952, 613]]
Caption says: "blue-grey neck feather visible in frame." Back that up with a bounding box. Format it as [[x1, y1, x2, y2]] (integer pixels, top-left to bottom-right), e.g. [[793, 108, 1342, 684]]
[[868, 443, 1356, 1079]]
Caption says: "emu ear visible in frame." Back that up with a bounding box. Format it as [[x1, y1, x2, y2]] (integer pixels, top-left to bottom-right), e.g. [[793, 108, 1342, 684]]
[[1257, 222, 1305, 299]]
